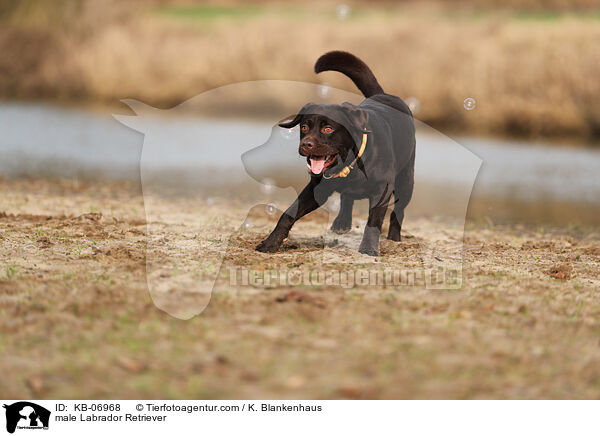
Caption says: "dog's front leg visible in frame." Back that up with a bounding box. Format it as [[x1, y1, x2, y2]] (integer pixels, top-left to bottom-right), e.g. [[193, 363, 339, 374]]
[[358, 184, 392, 256], [256, 182, 326, 253], [331, 193, 354, 234]]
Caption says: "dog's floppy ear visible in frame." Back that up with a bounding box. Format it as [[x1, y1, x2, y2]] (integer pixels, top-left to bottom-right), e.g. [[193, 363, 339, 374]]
[[278, 103, 315, 128], [341, 102, 369, 133], [278, 113, 303, 128], [340, 103, 370, 149]]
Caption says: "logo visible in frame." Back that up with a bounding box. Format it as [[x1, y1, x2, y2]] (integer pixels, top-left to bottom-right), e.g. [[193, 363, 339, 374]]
[[3, 402, 50, 434]]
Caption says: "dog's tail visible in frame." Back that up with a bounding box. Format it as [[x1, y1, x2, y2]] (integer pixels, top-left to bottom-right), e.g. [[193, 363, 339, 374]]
[[314, 51, 384, 98]]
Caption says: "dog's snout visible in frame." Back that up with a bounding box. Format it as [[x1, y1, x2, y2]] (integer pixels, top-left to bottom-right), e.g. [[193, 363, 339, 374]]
[[301, 139, 315, 149], [299, 138, 316, 156]]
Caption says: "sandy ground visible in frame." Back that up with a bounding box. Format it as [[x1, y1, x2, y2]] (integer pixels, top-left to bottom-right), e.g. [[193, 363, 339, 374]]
[[1, 177, 599, 399]]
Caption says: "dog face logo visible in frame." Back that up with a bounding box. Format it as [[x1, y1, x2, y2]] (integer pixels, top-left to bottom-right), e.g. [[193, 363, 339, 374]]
[[3, 402, 50, 434], [115, 80, 481, 319]]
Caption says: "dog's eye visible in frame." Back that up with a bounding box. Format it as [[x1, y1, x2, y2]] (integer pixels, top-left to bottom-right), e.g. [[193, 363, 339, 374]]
[[321, 126, 334, 134], [300, 124, 309, 133]]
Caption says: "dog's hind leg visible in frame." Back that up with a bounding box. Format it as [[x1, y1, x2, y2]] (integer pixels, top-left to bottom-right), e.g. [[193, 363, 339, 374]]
[[330, 194, 354, 234], [387, 153, 415, 241]]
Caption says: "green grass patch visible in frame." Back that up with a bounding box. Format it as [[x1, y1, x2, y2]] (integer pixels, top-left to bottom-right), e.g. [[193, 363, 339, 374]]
[[514, 10, 561, 21], [5, 263, 19, 279], [513, 10, 600, 22]]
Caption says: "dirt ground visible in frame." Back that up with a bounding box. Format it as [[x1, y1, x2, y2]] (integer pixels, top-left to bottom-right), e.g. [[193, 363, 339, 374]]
[[1, 177, 599, 399]]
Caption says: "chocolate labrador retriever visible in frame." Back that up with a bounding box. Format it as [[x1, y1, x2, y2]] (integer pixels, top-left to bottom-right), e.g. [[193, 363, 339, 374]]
[[256, 51, 415, 256]]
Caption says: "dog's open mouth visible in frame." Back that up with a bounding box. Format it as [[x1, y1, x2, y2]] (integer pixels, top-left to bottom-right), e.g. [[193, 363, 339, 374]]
[[306, 154, 338, 175]]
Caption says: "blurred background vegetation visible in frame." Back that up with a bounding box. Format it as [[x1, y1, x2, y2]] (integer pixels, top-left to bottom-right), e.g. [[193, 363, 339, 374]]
[[1, 0, 599, 140]]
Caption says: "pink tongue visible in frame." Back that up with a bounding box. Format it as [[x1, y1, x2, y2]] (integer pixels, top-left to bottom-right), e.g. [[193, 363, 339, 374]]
[[310, 157, 326, 174]]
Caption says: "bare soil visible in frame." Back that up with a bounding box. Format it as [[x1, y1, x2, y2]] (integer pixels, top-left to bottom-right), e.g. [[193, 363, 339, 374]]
[[1, 177, 599, 399]]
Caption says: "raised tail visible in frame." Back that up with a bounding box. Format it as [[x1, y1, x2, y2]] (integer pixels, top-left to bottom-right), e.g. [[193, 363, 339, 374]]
[[314, 51, 384, 98]]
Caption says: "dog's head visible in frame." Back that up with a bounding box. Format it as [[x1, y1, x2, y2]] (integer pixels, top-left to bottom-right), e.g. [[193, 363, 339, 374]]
[[279, 102, 368, 177]]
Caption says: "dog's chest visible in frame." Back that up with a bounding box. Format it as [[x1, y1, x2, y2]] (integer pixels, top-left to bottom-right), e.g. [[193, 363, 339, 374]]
[[334, 178, 380, 199]]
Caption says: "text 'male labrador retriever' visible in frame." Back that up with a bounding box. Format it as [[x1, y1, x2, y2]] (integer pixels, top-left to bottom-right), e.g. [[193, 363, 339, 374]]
[[256, 51, 415, 256]]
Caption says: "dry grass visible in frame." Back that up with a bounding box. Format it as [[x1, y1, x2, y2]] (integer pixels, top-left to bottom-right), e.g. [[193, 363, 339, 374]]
[[1, 1, 600, 139], [1, 177, 599, 399]]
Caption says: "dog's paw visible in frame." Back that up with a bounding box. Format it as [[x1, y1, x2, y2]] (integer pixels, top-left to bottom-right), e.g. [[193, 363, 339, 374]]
[[359, 227, 381, 256], [331, 224, 351, 235], [358, 242, 380, 257], [386, 231, 401, 242], [331, 218, 352, 234], [358, 247, 380, 257], [255, 239, 281, 253]]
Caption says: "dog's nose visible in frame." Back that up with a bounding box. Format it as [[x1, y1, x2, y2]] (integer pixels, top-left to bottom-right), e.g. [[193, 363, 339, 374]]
[[301, 139, 315, 150]]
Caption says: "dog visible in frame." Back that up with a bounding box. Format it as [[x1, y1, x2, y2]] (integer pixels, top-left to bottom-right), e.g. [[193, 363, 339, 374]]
[[256, 51, 415, 256]]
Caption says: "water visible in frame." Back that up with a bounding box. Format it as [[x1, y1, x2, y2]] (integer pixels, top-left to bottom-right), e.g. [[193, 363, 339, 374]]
[[1, 102, 599, 225]]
